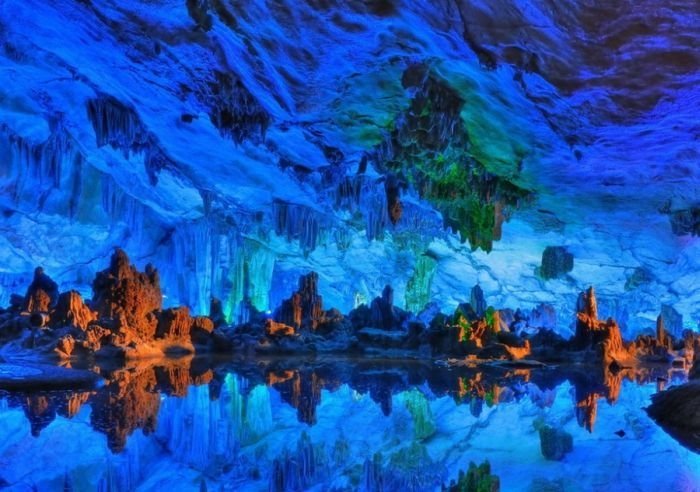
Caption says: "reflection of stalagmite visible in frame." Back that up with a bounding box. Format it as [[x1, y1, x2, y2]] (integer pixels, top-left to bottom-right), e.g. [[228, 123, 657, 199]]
[[576, 393, 598, 432], [57, 392, 92, 419], [23, 395, 56, 437], [272, 370, 323, 425], [90, 358, 211, 452], [90, 367, 160, 453]]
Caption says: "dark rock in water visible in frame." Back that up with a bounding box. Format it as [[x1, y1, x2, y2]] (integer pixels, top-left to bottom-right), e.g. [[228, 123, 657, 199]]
[[647, 381, 700, 453], [614, 429, 626, 437], [0, 314, 29, 342], [23, 267, 59, 312], [540, 246, 574, 279], [92, 248, 162, 340], [539, 424, 573, 460]]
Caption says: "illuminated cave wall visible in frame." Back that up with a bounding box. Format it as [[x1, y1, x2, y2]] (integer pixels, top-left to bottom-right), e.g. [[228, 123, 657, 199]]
[[0, 0, 699, 336]]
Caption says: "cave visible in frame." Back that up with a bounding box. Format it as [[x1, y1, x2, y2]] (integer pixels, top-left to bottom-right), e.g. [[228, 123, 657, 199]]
[[0, 1, 699, 490]]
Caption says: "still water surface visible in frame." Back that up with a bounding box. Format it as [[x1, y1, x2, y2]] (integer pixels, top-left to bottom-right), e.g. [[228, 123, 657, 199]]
[[0, 358, 698, 491]]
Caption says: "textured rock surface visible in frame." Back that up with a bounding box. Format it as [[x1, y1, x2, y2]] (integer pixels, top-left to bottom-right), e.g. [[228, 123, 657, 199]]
[[92, 249, 162, 340], [52, 291, 97, 330], [274, 272, 324, 331], [573, 287, 629, 364]]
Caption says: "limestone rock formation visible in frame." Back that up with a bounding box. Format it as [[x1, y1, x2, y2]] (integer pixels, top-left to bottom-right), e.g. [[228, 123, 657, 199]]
[[191, 316, 215, 344], [0, 249, 221, 360], [23, 267, 59, 313], [470, 284, 487, 318], [689, 338, 700, 379], [274, 272, 324, 331], [156, 307, 192, 339], [369, 285, 408, 330], [265, 319, 296, 337], [573, 287, 630, 365], [92, 249, 162, 340], [632, 314, 675, 362], [51, 291, 97, 330], [660, 304, 684, 338]]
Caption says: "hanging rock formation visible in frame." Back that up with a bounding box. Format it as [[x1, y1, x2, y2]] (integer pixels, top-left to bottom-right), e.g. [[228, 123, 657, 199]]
[[540, 246, 574, 280]]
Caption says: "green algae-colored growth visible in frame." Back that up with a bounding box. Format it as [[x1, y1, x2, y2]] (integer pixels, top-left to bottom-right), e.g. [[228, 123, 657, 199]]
[[378, 66, 531, 252], [403, 389, 436, 440], [405, 254, 437, 313]]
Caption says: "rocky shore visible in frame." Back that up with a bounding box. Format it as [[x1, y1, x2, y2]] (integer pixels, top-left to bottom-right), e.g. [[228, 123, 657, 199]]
[[1, 249, 696, 378]]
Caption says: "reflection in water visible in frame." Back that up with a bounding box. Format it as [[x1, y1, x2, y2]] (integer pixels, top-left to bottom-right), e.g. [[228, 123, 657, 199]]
[[0, 358, 697, 491]]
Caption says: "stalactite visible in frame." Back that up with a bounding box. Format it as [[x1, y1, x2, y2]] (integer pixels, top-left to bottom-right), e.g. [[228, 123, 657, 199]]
[[0, 125, 86, 218], [203, 71, 270, 144], [405, 255, 437, 313], [86, 95, 173, 185], [272, 200, 321, 254]]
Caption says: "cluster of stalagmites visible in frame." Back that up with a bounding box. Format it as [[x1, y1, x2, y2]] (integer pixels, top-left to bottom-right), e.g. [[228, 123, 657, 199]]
[[0, 249, 217, 360], [1, 250, 695, 369]]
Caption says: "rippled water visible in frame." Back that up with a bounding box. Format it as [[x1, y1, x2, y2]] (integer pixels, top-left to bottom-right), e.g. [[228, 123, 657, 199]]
[[0, 358, 698, 491]]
